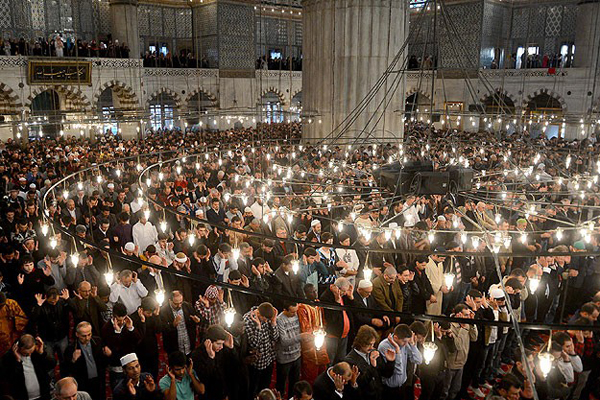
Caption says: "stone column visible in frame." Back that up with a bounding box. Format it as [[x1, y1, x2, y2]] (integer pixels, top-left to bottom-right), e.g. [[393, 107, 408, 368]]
[[574, 0, 600, 68], [302, 0, 408, 142], [109, 0, 140, 58]]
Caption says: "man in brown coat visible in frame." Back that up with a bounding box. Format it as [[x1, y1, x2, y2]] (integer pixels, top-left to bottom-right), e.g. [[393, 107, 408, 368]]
[[372, 266, 403, 323]]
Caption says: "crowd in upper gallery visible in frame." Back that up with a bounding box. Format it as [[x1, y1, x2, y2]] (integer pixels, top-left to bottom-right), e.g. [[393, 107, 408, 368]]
[[0, 122, 597, 400]]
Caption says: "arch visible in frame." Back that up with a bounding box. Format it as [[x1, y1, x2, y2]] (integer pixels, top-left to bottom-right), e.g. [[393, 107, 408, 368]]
[[30, 89, 61, 136], [146, 88, 182, 110], [0, 83, 22, 115], [405, 92, 432, 114], [405, 87, 431, 99], [148, 89, 180, 129], [25, 85, 91, 111], [258, 87, 286, 106], [185, 88, 217, 107], [480, 89, 516, 115], [522, 88, 567, 113], [93, 80, 138, 110], [291, 90, 302, 109]]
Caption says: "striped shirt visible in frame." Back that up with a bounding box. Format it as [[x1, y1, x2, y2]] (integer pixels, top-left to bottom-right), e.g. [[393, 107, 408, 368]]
[[276, 313, 301, 364]]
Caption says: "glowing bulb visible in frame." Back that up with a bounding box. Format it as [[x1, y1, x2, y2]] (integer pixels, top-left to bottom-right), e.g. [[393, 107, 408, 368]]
[[232, 248, 240, 261], [160, 221, 168, 232], [50, 238, 57, 249], [314, 328, 326, 350], [423, 342, 438, 365], [70, 253, 79, 266], [495, 214, 501, 224], [363, 267, 372, 281], [136, 164, 142, 172], [41, 223, 49, 236], [538, 352, 554, 378], [556, 229, 563, 241], [104, 272, 114, 285], [115, 169, 121, 177], [188, 234, 196, 246], [143, 210, 150, 220], [77, 182, 83, 190], [529, 277, 540, 293], [224, 307, 236, 327], [520, 233, 528, 244], [443, 273, 455, 289], [338, 222, 343, 232], [292, 260, 299, 274], [385, 229, 392, 241], [62, 190, 69, 199], [472, 236, 480, 248], [158, 172, 164, 181], [155, 289, 165, 306], [460, 232, 467, 244], [428, 231, 435, 243]]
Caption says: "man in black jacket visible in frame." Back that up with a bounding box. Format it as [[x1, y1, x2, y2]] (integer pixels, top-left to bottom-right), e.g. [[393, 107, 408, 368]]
[[30, 287, 71, 363], [344, 325, 395, 400], [131, 297, 164, 379], [0, 334, 56, 400], [313, 361, 359, 400], [272, 254, 303, 301], [351, 279, 390, 331], [191, 324, 234, 400], [321, 277, 354, 365], [160, 289, 201, 355], [63, 321, 112, 400], [412, 256, 435, 315]]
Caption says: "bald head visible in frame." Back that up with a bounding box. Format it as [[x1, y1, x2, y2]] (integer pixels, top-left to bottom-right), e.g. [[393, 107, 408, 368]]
[[78, 281, 92, 299], [331, 361, 352, 379], [55, 377, 78, 399]]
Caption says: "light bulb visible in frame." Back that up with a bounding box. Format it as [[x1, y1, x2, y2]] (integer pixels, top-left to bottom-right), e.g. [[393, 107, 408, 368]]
[[428, 231, 435, 243], [224, 307, 236, 327], [363, 267, 372, 281], [395, 228, 402, 239], [556, 229, 563, 241], [70, 253, 79, 266], [50, 238, 57, 249], [520, 233, 527, 244], [62, 190, 69, 199], [529, 277, 540, 293], [538, 352, 554, 378], [460, 232, 467, 244], [495, 214, 501, 224], [155, 289, 165, 306], [136, 164, 142, 171], [41, 223, 49, 236], [423, 342, 438, 365], [146, 178, 151, 187], [188, 234, 196, 246], [97, 176, 102, 183], [158, 172, 164, 181], [77, 182, 83, 190], [176, 166, 182, 175], [232, 248, 240, 261], [160, 221, 167, 232], [292, 260, 299, 274], [314, 328, 326, 350], [385, 229, 392, 241], [144, 210, 150, 220], [443, 273, 455, 289], [104, 272, 114, 285], [115, 169, 121, 177]]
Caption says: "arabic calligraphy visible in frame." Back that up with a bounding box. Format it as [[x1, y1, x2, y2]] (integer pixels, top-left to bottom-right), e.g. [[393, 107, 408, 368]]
[[28, 61, 92, 85]]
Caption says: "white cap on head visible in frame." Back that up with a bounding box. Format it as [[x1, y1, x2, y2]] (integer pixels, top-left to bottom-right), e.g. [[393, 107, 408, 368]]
[[311, 219, 321, 227], [107, 183, 115, 189], [175, 253, 188, 263], [120, 353, 138, 367], [389, 222, 398, 229], [489, 287, 505, 300], [358, 279, 373, 289], [124, 242, 135, 252]]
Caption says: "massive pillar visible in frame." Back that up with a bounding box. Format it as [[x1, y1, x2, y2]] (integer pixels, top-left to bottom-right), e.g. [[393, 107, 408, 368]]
[[110, 0, 140, 58], [573, 0, 600, 69], [302, 0, 408, 142]]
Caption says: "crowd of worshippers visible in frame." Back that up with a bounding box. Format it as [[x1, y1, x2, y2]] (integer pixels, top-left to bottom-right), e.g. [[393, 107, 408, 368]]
[[0, 123, 599, 400]]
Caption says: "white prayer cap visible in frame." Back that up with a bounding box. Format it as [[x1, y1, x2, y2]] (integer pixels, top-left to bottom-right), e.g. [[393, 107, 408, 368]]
[[107, 183, 115, 189], [175, 252, 188, 263], [124, 242, 136, 252], [120, 353, 138, 367], [311, 219, 321, 227], [389, 222, 398, 229], [489, 287, 505, 300], [358, 279, 373, 289]]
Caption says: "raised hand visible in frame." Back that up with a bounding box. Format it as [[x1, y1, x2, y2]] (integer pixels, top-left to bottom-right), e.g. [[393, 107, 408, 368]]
[[127, 379, 136, 395], [35, 293, 46, 306], [73, 290, 82, 300], [59, 289, 69, 300], [204, 339, 216, 359], [385, 348, 397, 361], [132, 271, 138, 283], [382, 315, 391, 326], [388, 333, 401, 353], [138, 308, 146, 323], [187, 359, 194, 377], [42, 264, 52, 276], [167, 366, 176, 380], [12, 342, 21, 363], [249, 309, 261, 329], [369, 350, 380, 367], [241, 274, 250, 288], [17, 274, 24, 285], [190, 315, 201, 323], [350, 364, 360, 385], [333, 373, 345, 392], [124, 316, 133, 330], [103, 346, 112, 357], [173, 314, 183, 327], [91, 286, 98, 297], [197, 295, 209, 308], [34, 336, 44, 354], [72, 349, 82, 362], [144, 375, 156, 392]]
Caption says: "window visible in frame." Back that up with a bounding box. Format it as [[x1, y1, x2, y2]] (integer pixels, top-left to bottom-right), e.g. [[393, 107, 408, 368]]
[[410, 0, 427, 8]]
